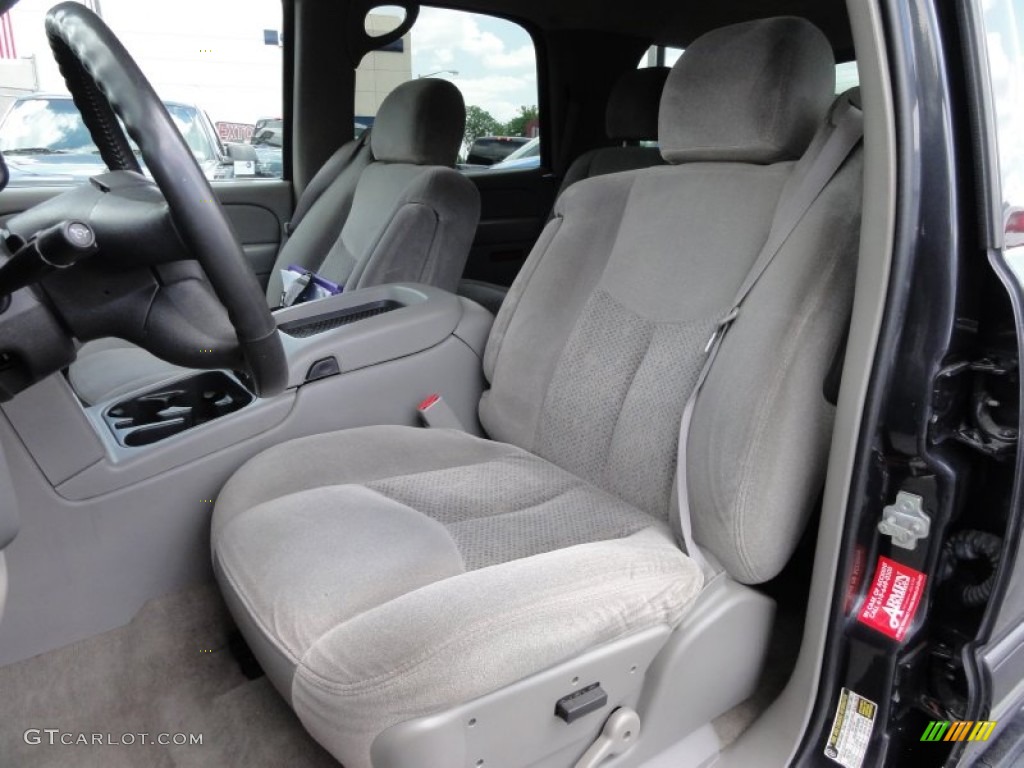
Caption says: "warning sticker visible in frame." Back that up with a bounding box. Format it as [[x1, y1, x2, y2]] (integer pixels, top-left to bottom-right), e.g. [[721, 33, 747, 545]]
[[856, 556, 927, 641], [825, 688, 877, 768]]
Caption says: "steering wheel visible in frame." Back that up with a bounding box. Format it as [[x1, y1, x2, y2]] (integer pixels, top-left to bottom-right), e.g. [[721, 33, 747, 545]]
[[25, 2, 288, 397]]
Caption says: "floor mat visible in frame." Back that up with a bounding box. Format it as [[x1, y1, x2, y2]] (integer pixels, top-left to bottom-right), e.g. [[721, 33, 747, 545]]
[[0, 584, 338, 767]]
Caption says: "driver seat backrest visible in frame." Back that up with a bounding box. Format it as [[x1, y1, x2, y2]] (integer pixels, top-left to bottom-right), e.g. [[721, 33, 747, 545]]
[[480, 16, 861, 584], [264, 78, 480, 304]]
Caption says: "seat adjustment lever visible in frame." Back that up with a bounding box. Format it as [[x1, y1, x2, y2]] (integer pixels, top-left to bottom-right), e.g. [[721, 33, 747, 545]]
[[573, 707, 640, 768]]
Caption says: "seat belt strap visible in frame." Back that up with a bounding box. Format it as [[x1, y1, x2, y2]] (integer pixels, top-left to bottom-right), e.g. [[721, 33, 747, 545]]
[[674, 97, 864, 573], [283, 129, 370, 241]]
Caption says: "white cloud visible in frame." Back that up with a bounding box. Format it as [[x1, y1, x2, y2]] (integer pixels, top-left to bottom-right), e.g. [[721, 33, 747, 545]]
[[409, 7, 537, 120], [452, 75, 532, 121], [485, 45, 535, 70]]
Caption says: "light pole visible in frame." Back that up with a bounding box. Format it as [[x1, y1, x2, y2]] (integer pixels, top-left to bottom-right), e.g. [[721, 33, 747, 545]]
[[417, 70, 458, 79]]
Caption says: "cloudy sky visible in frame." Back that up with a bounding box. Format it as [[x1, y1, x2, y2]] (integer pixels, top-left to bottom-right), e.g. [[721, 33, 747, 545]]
[[3, 1, 538, 125], [404, 6, 537, 122]]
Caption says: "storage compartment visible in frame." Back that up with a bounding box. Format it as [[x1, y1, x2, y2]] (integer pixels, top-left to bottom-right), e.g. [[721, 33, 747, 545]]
[[278, 299, 404, 338], [103, 371, 254, 447]]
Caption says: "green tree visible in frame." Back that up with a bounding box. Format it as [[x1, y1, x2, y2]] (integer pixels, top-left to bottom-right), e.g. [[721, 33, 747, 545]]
[[464, 105, 503, 146], [503, 105, 539, 137]]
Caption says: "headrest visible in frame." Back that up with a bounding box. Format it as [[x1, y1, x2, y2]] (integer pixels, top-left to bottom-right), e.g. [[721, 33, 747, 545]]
[[605, 67, 671, 142], [371, 79, 466, 166], [659, 17, 835, 164]]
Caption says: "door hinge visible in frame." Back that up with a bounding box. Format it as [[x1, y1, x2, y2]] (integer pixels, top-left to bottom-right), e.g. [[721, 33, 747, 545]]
[[931, 356, 1018, 459]]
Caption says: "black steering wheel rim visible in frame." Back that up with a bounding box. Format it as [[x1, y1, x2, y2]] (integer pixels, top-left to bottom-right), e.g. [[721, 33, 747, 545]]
[[43, 1, 288, 398]]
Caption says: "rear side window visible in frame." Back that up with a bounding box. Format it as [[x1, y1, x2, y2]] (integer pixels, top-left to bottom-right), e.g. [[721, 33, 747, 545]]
[[1, 0, 284, 186], [835, 61, 860, 93], [979, 0, 1024, 242], [358, 5, 540, 171]]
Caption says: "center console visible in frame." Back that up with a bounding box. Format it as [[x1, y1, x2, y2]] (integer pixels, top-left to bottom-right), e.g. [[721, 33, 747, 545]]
[[1, 282, 493, 500]]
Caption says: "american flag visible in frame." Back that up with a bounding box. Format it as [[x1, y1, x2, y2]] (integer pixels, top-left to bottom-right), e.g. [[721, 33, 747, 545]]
[[0, 12, 16, 60]]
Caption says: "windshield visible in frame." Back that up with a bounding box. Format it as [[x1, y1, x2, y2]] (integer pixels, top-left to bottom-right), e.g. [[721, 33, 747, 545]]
[[0, 98, 215, 162]]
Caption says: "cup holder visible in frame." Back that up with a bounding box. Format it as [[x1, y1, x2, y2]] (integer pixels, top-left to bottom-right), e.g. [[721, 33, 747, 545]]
[[103, 371, 254, 447]]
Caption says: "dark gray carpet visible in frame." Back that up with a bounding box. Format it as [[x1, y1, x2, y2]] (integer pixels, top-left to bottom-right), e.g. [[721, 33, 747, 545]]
[[0, 584, 338, 767]]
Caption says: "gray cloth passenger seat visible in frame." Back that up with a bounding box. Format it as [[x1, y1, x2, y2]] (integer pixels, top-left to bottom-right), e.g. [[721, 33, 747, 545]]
[[458, 66, 670, 315], [68, 78, 481, 406], [210, 18, 863, 767]]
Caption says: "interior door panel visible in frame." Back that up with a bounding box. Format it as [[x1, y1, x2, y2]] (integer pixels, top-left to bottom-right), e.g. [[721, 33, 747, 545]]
[[212, 180, 292, 287], [463, 168, 557, 287], [0, 179, 292, 290]]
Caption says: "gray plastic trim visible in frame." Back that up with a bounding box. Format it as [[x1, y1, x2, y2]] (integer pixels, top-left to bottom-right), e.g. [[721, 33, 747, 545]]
[[453, 296, 495, 362], [274, 283, 466, 387], [2, 374, 106, 485], [371, 577, 775, 768], [0, 553, 7, 624], [371, 626, 671, 768], [0, 427, 17, 551], [619, 576, 775, 767]]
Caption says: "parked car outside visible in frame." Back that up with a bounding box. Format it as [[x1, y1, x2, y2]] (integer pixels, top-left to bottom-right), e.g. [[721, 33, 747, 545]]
[[489, 136, 540, 170], [463, 135, 529, 166], [0, 94, 253, 186], [250, 117, 283, 178]]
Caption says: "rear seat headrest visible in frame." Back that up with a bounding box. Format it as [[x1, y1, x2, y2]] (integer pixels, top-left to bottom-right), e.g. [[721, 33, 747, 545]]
[[659, 16, 835, 165], [371, 79, 466, 166], [605, 67, 671, 142]]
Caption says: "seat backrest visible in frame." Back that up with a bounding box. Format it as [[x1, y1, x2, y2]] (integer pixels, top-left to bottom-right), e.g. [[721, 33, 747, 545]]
[[480, 17, 861, 584], [557, 66, 670, 196], [265, 79, 480, 302], [265, 136, 372, 303]]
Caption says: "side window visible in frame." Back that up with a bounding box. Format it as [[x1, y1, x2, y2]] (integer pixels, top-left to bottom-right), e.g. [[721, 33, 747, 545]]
[[835, 61, 860, 94], [0, 0, 284, 186], [358, 6, 540, 171], [639, 45, 684, 69], [980, 0, 1024, 246]]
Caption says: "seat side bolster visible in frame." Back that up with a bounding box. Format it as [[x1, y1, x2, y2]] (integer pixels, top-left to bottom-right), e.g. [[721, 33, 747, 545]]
[[291, 528, 702, 768], [689, 152, 864, 583]]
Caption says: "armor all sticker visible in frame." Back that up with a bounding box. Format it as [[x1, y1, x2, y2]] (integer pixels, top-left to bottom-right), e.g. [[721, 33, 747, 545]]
[[857, 556, 927, 641]]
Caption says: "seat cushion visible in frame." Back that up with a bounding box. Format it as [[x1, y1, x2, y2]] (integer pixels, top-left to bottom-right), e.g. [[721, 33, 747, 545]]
[[212, 425, 702, 768]]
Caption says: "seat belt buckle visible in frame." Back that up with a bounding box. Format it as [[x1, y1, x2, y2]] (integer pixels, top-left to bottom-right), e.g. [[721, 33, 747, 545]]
[[417, 393, 464, 430]]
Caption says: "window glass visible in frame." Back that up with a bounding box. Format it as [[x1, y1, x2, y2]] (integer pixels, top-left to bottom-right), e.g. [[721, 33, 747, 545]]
[[638, 46, 684, 68], [835, 61, 860, 93], [1, 0, 283, 185], [980, 0, 1024, 240], [357, 6, 539, 170]]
